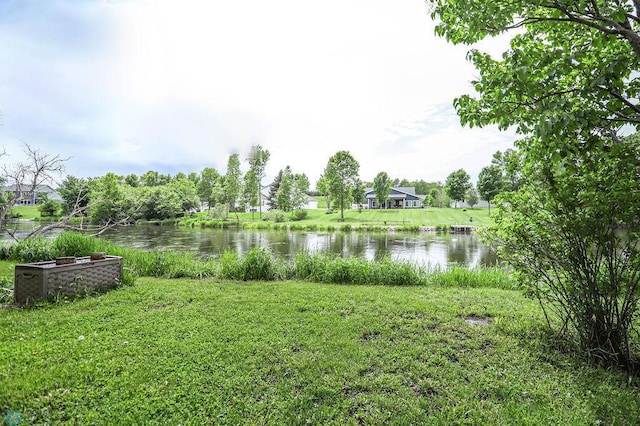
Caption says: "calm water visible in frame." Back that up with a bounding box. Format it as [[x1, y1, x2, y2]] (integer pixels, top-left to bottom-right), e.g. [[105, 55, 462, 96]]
[[3, 223, 496, 268]]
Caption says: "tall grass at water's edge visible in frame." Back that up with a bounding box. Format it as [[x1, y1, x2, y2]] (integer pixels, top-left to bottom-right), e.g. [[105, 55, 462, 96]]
[[0, 232, 517, 290]]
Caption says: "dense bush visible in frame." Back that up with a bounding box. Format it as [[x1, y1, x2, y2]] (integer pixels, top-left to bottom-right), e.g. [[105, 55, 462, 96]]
[[291, 209, 307, 221], [265, 209, 286, 223]]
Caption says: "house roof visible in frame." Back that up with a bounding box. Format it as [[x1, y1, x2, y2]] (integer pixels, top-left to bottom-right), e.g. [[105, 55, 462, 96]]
[[2, 184, 63, 201], [365, 186, 417, 198]]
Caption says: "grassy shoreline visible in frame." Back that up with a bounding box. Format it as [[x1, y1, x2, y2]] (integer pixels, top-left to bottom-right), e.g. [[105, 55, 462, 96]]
[[177, 207, 493, 233], [2, 278, 639, 424]]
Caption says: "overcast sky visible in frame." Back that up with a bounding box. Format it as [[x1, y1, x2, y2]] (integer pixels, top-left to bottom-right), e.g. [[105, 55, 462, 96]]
[[0, 0, 516, 187]]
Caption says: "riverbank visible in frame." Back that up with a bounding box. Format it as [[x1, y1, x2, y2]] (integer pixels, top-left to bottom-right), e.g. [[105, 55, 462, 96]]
[[177, 207, 492, 233], [2, 278, 639, 424]]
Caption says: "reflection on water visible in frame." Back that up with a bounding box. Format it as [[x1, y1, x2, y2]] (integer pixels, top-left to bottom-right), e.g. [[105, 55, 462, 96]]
[[2, 223, 497, 269]]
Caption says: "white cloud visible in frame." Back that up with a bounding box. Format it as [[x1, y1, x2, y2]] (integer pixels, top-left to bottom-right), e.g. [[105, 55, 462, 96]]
[[0, 0, 517, 186]]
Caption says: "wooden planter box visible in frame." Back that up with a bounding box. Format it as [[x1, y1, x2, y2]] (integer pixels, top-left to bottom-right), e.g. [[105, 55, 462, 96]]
[[14, 256, 123, 304]]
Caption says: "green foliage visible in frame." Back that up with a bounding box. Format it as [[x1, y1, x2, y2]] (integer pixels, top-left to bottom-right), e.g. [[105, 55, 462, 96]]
[[58, 175, 90, 214], [223, 153, 242, 218], [51, 232, 104, 257], [291, 209, 307, 221], [465, 187, 479, 209], [0, 276, 13, 304], [218, 248, 288, 281], [247, 145, 270, 219], [445, 169, 472, 207], [265, 209, 286, 223], [477, 165, 503, 214], [429, 186, 450, 208], [267, 169, 283, 210], [197, 167, 222, 208], [485, 135, 640, 370], [89, 173, 135, 224], [430, 1, 640, 149], [491, 149, 522, 192], [373, 171, 392, 208], [324, 151, 360, 220], [431, 0, 640, 370], [37, 198, 62, 218], [10, 237, 55, 263], [315, 173, 331, 210], [275, 166, 293, 211]]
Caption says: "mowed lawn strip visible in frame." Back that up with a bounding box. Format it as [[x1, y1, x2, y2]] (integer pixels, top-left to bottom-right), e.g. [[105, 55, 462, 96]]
[[2, 279, 639, 424], [236, 207, 492, 228]]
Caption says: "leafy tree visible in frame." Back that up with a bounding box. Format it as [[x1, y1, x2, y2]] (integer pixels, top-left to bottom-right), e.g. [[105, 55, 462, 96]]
[[316, 173, 331, 210], [491, 149, 522, 192], [170, 178, 199, 213], [373, 171, 392, 209], [247, 145, 270, 220], [187, 172, 200, 186], [211, 177, 226, 210], [38, 197, 61, 218], [89, 173, 135, 225], [324, 151, 360, 221], [223, 153, 242, 219], [58, 175, 90, 215], [488, 135, 640, 370], [137, 186, 181, 220], [429, 1, 640, 148], [276, 166, 293, 212], [465, 187, 479, 209], [290, 173, 310, 211], [141, 170, 160, 187], [430, 1, 640, 369], [477, 165, 503, 216], [124, 173, 140, 187], [197, 167, 221, 209], [352, 179, 366, 207], [275, 167, 310, 212], [445, 169, 471, 208], [242, 169, 259, 220], [268, 169, 284, 210]]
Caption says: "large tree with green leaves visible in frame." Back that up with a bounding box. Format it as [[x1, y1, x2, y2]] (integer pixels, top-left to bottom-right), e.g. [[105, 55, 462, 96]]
[[444, 169, 471, 208], [58, 175, 90, 215], [242, 169, 259, 220], [429, 1, 640, 146], [324, 151, 360, 221], [477, 165, 503, 216], [373, 171, 392, 209], [247, 145, 270, 220], [223, 153, 242, 220], [267, 169, 283, 210], [430, 1, 640, 369], [197, 167, 221, 209]]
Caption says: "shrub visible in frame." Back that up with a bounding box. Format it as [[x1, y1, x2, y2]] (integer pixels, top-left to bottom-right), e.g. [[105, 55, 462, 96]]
[[52, 232, 103, 257], [486, 135, 640, 370], [265, 210, 286, 223], [10, 237, 55, 263], [291, 209, 307, 221]]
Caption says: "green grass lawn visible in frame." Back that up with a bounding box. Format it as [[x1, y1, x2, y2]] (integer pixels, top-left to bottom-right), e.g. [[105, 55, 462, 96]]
[[9, 205, 41, 220], [236, 207, 493, 228], [2, 278, 639, 424]]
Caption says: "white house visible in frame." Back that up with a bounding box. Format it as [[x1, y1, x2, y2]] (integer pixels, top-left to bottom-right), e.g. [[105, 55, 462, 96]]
[[364, 187, 425, 209]]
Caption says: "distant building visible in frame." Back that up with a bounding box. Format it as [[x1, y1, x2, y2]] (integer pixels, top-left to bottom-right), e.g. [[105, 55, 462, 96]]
[[302, 194, 318, 210], [2, 184, 63, 205], [364, 187, 424, 209]]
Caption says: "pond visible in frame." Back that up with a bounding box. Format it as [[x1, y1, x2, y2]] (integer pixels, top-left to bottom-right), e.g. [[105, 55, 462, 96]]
[[3, 223, 497, 268]]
